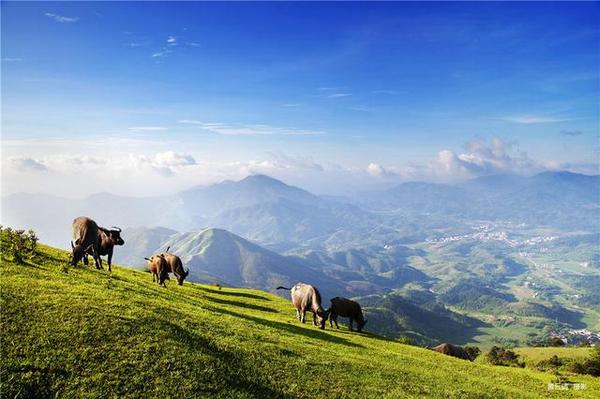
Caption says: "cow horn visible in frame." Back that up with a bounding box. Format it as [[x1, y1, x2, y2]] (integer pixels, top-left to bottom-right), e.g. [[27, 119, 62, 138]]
[[111, 226, 121, 232], [144, 257, 151, 261], [71, 241, 74, 249], [165, 246, 170, 253]]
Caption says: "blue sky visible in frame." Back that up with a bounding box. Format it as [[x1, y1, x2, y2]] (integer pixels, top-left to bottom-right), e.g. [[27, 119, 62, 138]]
[[2, 2, 599, 196]]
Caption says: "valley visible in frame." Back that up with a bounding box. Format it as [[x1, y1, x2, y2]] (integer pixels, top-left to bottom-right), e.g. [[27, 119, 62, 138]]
[[2, 172, 598, 347]]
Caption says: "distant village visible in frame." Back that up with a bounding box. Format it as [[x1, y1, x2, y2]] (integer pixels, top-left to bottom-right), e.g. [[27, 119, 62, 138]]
[[550, 329, 600, 346]]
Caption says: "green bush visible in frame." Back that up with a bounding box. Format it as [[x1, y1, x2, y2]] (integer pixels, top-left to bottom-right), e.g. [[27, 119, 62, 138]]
[[486, 346, 524, 367], [535, 355, 563, 372], [464, 345, 481, 361], [0, 226, 39, 265], [569, 345, 600, 377], [546, 337, 565, 347]]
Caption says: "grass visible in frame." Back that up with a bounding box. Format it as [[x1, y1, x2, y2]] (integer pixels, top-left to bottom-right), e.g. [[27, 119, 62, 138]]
[[2, 244, 600, 398], [514, 347, 592, 364]]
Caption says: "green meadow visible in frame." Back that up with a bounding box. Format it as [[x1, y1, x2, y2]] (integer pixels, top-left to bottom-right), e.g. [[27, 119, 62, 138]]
[[2, 244, 599, 398]]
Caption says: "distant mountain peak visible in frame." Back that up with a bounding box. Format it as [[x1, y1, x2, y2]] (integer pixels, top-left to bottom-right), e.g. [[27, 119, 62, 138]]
[[241, 174, 286, 185]]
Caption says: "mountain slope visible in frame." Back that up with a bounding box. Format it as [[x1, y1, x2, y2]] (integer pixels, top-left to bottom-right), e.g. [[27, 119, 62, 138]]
[[2, 244, 598, 398], [121, 227, 350, 299]]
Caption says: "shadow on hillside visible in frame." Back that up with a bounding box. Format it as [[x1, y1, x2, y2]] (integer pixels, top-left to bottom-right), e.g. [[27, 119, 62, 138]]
[[128, 315, 299, 399], [5, 364, 70, 398], [213, 307, 364, 348], [201, 287, 270, 301], [205, 296, 278, 313]]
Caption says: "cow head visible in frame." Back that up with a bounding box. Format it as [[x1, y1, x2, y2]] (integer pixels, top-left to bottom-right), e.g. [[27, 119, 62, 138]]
[[71, 241, 93, 266], [357, 318, 368, 333], [316, 308, 329, 330], [109, 227, 124, 246], [175, 268, 190, 285]]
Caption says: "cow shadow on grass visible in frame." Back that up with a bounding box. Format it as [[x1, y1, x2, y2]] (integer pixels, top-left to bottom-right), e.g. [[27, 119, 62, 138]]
[[211, 306, 364, 349], [204, 296, 278, 313]]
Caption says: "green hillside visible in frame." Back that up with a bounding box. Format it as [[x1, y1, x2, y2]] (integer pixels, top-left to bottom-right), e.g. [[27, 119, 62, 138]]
[[2, 244, 599, 398]]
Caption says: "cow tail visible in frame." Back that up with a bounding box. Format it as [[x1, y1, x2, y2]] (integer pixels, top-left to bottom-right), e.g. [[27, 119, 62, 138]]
[[276, 286, 291, 290]]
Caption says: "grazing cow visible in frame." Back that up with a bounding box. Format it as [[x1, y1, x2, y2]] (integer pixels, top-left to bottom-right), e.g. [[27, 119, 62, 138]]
[[85, 226, 124, 272], [145, 255, 169, 286], [71, 216, 101, 268], [328, 297, 367, 332], [161, 252, 189, 285], [428, 343, 471, 360], [277, 283, 328, 329]]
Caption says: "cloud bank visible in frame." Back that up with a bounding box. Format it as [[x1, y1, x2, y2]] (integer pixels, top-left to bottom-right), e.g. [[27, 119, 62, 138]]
[[3, 138, 597, 197]]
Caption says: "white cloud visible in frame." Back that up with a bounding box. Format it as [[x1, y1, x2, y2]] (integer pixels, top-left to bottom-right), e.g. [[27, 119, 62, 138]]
[[44, 13, 79, 23], [560, 129, 582, 136], [128, 126, 168, 132], [2, 57, 23, 62], [498, 115, 571, 124], [425, 137, 543, 179], [9, 157, 48, 172], [129, 151, 197, 177], [178, 120, 326, 136], [366, 162, 395, 178], [167, 36, 177, 46], [327, 93, 352, 98]]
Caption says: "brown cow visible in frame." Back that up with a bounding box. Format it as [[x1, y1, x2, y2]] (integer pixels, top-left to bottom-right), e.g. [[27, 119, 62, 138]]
[[161, 252, 189, 285], [328, 297, 367, 332], [71, 216, 101, 268], [277, 283, 328, 329], [85, 226, 124, 272], [428, 343, 471, 360], [145, 255, 169, 286]]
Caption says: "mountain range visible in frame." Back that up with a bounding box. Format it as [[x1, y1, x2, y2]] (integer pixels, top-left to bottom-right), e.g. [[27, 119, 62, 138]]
[[2, 171, 599, 344]]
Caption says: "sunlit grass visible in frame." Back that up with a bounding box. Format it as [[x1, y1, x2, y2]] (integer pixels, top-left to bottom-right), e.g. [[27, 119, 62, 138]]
[[2, 244, 599, 398]]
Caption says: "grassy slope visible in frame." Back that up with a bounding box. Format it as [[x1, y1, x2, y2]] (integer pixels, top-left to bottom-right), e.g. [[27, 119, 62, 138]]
[[514, 347, 592, 364], [2, 244, 599, 398]]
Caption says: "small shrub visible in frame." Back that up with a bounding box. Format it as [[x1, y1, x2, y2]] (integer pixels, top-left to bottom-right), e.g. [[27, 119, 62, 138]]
[[1, 226, 39, 265], [486, 346, 524, 367], [535, 355, 563, 372], [464, 345, 481, 361], [27, 229, 38, 253], [546, 337, 565, 347], [569, 346, 600, 377]]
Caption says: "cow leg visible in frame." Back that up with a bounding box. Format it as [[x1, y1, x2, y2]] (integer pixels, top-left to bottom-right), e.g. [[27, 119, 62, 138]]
[[329, 312, 334, 328], [295, 309, 301, 321], [300, 311, 306, 323], [349, 318, 354, 332], [152, 272, 156, 282], [96, 254, 103, 270], [107, 249, 113, 272], [333, 315, 340, 329], [83, 253, 89, 266], [312, 312, 317, 326]]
